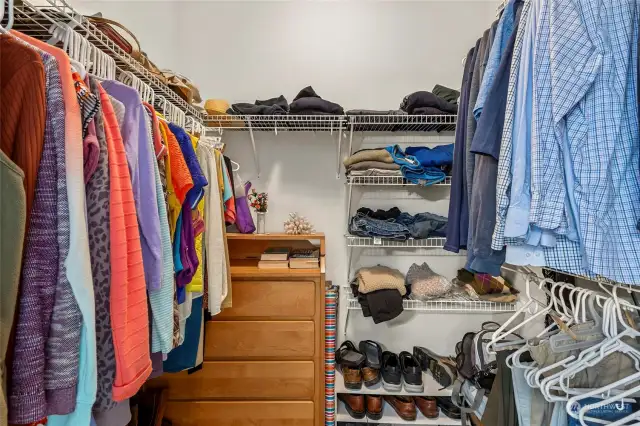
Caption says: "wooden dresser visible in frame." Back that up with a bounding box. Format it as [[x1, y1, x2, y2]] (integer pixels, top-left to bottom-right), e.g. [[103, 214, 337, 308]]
[[152, 233, 326, 426]]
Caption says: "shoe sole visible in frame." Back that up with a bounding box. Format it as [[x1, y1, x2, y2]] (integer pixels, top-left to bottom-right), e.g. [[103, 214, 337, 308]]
[[366, 411, 383, 421], [403, 379, 424, 393], [344, 381, 363, 390], [382, 377, 402, 392]]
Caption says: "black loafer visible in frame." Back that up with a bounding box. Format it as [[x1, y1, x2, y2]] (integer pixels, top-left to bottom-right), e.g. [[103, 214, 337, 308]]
[[399, 351, 424, 393], [436, 396, 462, 420], [381, 351, 402, 392]]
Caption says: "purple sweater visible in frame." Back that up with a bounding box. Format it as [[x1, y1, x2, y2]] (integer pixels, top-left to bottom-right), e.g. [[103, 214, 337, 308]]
[[102, 80, 162, 291], [9, 52, 64, 424]]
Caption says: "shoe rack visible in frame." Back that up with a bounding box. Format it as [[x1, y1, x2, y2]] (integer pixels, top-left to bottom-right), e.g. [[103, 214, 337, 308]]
[[336, 121, 512, 425]]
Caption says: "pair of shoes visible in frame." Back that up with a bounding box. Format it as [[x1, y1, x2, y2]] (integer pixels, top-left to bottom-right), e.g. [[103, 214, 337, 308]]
[[336, 340, 383, 390], [383, 395, 439, 421], [413, 346, 457, 389], [381, 351, 423, 393], [338, 394, 383, 420], [435, 396, 462, 420]]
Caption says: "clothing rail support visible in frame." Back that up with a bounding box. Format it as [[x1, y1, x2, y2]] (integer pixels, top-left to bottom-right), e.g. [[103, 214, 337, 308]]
[[246, 118, 260, 179], [347, 122, 354, 158], [336, 121, 343, 179]]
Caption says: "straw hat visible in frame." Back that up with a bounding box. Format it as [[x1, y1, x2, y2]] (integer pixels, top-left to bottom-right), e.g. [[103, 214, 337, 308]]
[[204, 99, 244, 128]]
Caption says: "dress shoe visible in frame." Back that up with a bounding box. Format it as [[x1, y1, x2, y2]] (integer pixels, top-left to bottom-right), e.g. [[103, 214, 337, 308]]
[[399, 351, 424, 393], [436, 396, 462, 420], [338, 394, 365, 419], [413, 346, 456, 389], [362, 366, 381, 387], [342, 366, 363, 390], [415, 396, 439, 419], [365, 395, 383, 420], [383, 396, 416, 421], [381, 351, 402, 392]]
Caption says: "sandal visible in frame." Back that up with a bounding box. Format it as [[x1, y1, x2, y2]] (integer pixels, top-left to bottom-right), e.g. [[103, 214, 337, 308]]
[[335, 341, 366, 369], [358, 340, 383, 370]]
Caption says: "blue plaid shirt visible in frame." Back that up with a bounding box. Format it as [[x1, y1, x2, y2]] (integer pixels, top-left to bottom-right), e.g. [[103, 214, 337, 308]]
[[542, 0, 640, 283]]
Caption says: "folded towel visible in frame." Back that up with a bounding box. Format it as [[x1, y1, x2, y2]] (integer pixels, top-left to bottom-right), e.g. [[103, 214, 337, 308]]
[[356, 265, 406, 296], [347, 161, 401, 171], [344, 149, 394, 167]]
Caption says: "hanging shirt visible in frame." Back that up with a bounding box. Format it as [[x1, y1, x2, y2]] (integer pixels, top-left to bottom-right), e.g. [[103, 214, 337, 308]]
[[492, 0, 531, 252], [168, 123, 208, 209], [187, 134, 205, 294], [545, 0, 640, 283], [474, 0, 519, 120], [102, 80, 162, 292]]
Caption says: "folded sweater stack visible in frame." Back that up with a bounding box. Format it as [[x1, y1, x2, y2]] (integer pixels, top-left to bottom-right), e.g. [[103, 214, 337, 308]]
[[356, 265, 406, 296]]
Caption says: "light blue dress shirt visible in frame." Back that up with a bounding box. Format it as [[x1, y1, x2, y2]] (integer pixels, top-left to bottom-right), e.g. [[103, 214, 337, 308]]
[[474, 0, 518, 120], [545, 0, 640, 283]]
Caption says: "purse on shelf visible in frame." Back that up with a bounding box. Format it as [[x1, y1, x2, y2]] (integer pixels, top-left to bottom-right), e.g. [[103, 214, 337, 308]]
[[85, 14, 167, 84], [233, 180, 256, 234]]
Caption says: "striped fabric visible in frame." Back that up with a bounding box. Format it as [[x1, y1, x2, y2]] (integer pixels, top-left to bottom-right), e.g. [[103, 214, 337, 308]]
[[143, 110, 175, 355], [324, 287, 337, 426]]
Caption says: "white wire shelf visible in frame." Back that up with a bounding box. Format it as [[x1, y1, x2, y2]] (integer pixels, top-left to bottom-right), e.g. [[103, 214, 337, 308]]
[[204, 114, 346, 131], [347, 114, 457, 132], [347, 297, 517, 313], [14, 0, 204, 123], [345, 235, 446, 248], [336, 369, 452, 397], [337, 403, 461, 425], [346, 175, 452, 186]]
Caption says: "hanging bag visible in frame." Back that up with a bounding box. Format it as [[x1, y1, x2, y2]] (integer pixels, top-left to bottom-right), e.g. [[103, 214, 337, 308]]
[[234, 180, 256, 234]]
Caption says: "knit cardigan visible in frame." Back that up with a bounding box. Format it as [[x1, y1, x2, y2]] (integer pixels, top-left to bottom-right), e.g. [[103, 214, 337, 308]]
[[11, 31, 97, 426], [97, 83, 152, 401]]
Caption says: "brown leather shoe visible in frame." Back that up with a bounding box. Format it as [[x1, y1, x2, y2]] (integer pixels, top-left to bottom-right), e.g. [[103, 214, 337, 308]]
[[383, 396, 416, 421], [338, 394, 365, 419], [415, 396, 439, 419], [365, 395, 383, 420], [362, 366, 381, 388], [342, 366, 362, 390]]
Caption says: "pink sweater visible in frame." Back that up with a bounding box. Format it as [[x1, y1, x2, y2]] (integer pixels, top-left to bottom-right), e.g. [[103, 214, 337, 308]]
[[98, 84, 152, 401]]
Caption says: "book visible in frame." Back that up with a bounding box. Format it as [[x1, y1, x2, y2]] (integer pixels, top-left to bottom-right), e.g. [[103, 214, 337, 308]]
[[289, 259, 319, 269], [260, 247, 291, 261], [258, 260, 290, 269], [290, 248, 320, 259]]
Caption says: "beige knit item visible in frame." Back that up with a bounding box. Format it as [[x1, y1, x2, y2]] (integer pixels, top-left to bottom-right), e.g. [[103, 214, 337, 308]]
[[357, 265, 406, 296], [343, 149, 394, 167]]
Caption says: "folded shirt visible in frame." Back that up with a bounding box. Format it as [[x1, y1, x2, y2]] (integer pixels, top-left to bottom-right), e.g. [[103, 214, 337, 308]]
[[432, 84, 460, 104], [290, 86, 344, 115], [400, 91, 458, 115], [344, 148, 394, 167], [411, 106, 452, 115], [356, 265, 407, 296], [228, 95, 289, 115], [405, 144, 455, 168], [347, 161, 401, 171]]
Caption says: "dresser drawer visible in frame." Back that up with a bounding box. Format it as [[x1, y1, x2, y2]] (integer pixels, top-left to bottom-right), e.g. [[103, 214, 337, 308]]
[[215, 280, 316, 319], [205, 321, 315, 359], [164, 401, 314, 426], [153, 361, 315, 400]]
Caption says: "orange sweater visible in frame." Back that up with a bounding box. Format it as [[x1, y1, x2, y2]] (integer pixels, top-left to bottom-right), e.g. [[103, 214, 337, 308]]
[[0, 35, 46, 225], [98, 84, 152, 401]]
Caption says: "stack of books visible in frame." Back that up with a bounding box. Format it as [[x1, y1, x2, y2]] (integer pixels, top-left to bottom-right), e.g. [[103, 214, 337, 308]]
[[289, 248, 320, 269], [257, 247, 291, 269]]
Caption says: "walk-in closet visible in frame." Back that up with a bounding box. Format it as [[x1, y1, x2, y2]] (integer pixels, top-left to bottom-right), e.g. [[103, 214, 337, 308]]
[[1, 0, 639, 425]]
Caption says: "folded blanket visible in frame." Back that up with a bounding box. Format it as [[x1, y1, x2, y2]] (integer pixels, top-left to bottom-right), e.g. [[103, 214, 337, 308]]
[[347, 160, 401, 171], [348, 169, 403, 177], [400, 91, 458, 115], [344, 149, 394, 166], [356, 265, 406, 296]]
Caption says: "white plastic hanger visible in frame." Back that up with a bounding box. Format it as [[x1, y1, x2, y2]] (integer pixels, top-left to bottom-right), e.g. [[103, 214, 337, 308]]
[[0, 0, 14, 32]]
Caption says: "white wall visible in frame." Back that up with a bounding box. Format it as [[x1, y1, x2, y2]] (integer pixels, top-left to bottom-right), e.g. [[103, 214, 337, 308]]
[[71, 0, 506, 354]]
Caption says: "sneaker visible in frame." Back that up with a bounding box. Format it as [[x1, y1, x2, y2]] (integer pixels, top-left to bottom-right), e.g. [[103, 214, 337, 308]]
[[381, 351, 402, 392], [399, 351, 424, 393]]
